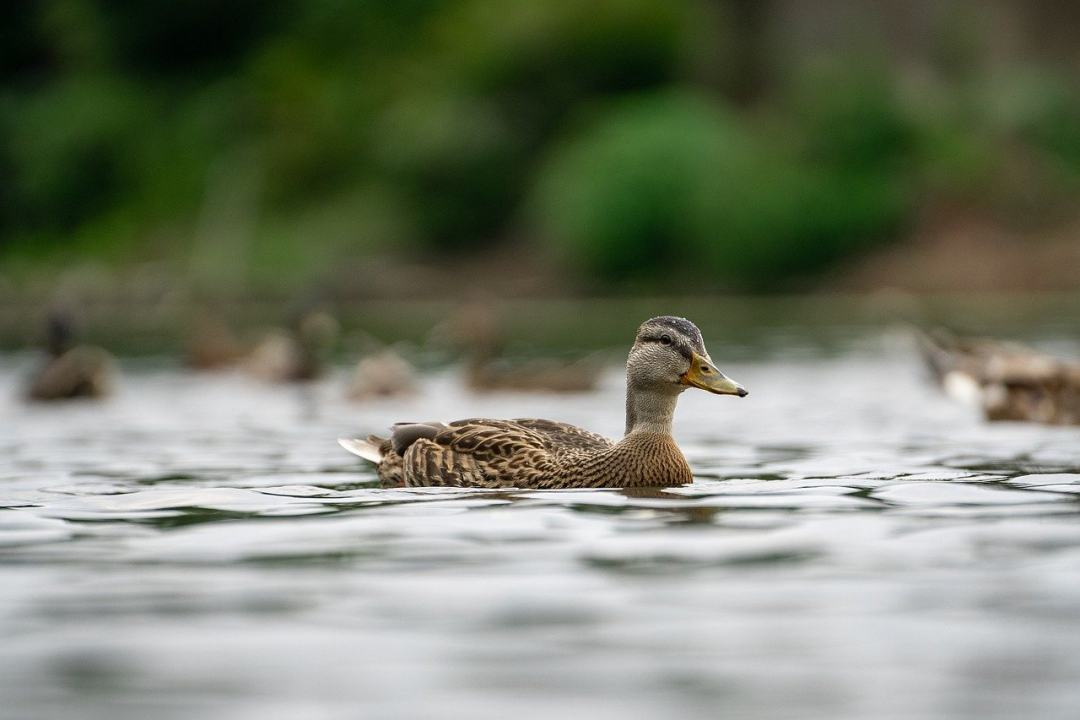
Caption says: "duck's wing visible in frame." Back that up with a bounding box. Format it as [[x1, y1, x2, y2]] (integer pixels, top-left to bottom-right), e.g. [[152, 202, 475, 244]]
[[509, 418, 613, 453], [401, 419, 559, 488]]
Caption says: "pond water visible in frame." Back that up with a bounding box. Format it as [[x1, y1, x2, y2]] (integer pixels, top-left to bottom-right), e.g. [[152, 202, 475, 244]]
[[2, 330, 1079, 720]]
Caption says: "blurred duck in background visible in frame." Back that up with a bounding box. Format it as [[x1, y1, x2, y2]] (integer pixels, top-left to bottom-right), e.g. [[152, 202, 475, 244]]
[[347, 347, 416, 401], [246, 309, 339, 383], [466, 352, 604, 394], [439, 298, 603, 394], [184, 310, 247, 371], [918, 328, 1080, 425], [27, 312, 115, 401]]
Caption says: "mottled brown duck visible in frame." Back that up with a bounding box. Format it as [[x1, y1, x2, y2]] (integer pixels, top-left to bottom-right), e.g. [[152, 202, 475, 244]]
[[464, 354, 603, 394], [246, 311, 339, 383], [347, 348, 417, 401], [339, 316, 747, 489], [27, 313, 115, 401], [439, 298, 602, 393], [184, 312, 246, 371], [918, 328, 1080, 425]]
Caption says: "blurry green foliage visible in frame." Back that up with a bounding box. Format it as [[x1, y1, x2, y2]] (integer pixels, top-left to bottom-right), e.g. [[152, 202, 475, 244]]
[[0, 0, 702, 267], [0, 0, 1077, 290], [2, 76, 145, 234], [1010, 73, 1080, 177], [97, 0, 293, 78], [533, 93, 725, 280], [783, 61, 915, 174], [370, 0, 700, 249], [533, 92, 908, 288]]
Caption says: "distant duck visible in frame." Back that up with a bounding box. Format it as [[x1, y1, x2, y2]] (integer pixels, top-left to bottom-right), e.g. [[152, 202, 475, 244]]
[[27, 313, 115, 401], [441, 299, 603, 394], [918, 328, 1080, 425], [246, 310, 339, 383], [347, 348, 417, 401], [184, 312, 246, 371], [465, 354, 604, 393]]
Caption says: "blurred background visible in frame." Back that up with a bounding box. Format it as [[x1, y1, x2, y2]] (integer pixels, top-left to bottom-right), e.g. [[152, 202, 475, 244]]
[[3, 5, 1080, 719], [1, 0, 1079, 349]]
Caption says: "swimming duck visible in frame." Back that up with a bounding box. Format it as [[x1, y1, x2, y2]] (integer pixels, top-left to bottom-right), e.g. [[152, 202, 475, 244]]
[[246, 310, 339, 383], [464, 354, 604, 394], [27, 313, 115, 401], [918, 328, 1080, 425], [184, 311, 246, 371], [339, 316, 747, 488], [439, 298, 602, 393], [347, 348, 417, 401]]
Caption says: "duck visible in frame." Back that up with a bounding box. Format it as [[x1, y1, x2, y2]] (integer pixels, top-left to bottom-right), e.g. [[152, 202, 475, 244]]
[[27, 313, 115, 401], [464, 353, 603, 394], [347, 348, 417, 401], [184, 310, 246, 371], [339, 316, 747, 488], [438, 298, 603, 393], [917, 328, 1080, 425], [246, 310, 339, 383]]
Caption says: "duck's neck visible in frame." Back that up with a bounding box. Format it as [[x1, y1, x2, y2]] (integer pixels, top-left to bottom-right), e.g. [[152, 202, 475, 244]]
[[624, 384, 681, 436]]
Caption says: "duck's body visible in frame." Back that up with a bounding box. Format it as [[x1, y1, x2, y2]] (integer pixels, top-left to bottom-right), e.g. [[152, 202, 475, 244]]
[[918, 328, 1080, 425], [246, 311, 339, 383], [343, 419, 692, 489], [340, 316, 746, 489], [465, 355, 603, 394], [347, 349, 416, 401], [441, 299, 602, 394], [27, 313, 114, 401], [185, 313, 246, 371], [28, 346, 114, 401]]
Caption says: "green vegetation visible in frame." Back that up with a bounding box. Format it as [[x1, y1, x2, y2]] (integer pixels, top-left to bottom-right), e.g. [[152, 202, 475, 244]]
[[533, 90, 909, 287], [1, 1, 1078, 291]]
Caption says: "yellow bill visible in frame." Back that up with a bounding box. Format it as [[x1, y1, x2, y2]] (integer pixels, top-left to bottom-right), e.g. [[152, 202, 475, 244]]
[[680, 352, 747, 396]]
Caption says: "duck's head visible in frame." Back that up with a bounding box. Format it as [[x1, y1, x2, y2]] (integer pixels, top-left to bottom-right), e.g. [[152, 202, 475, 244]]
[[45, 311, 75, 357], [628, 316, 747, 398]]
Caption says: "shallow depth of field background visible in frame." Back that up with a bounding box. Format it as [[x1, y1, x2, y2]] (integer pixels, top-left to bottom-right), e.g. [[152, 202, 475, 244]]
[[2, 3, 1080, 720], [2, 0, 1079, 322]]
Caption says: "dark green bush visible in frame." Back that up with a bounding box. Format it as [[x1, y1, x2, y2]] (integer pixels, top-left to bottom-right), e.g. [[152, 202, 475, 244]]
[[532, 92, 737, 279], [696, 162, 908, 283], [532, 92, 909, 288], [782, 60, 915, 175], [1020, 77, 1080, 177], [369, 0, 705, 250], [2, 77, 146, 239]]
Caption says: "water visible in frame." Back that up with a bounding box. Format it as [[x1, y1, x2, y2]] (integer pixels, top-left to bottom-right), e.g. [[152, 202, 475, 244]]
[[2, 333, 1079, 720]]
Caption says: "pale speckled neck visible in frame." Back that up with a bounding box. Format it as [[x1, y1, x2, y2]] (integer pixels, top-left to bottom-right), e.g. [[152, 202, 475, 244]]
[[624, 385, 682, 436]]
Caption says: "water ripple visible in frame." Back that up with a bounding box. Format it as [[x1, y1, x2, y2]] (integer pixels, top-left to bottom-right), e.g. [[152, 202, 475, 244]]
[[0, 349, 1078, 719]]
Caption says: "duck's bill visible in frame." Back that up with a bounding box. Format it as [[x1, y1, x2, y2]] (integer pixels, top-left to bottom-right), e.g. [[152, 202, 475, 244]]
[[680, 353, 748, 397]]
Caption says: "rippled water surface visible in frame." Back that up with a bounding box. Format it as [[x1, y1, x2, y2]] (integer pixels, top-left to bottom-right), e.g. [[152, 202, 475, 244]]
[[2, 333, 1079, 720]]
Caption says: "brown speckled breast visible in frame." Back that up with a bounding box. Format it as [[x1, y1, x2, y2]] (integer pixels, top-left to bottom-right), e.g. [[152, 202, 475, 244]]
[[558, 432, 693, 489]]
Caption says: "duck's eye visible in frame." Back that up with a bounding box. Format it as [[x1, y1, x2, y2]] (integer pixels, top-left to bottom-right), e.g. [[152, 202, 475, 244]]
[[659, 334, 672, 346]]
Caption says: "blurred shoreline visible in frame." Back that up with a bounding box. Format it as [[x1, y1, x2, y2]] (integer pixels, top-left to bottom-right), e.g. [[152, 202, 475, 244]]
[[3, 0, 1078, 356], [2, 285, 1077, 356]]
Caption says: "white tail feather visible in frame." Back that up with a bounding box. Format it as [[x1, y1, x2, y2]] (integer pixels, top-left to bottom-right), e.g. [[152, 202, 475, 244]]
[[338, 437, 382, 463]]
